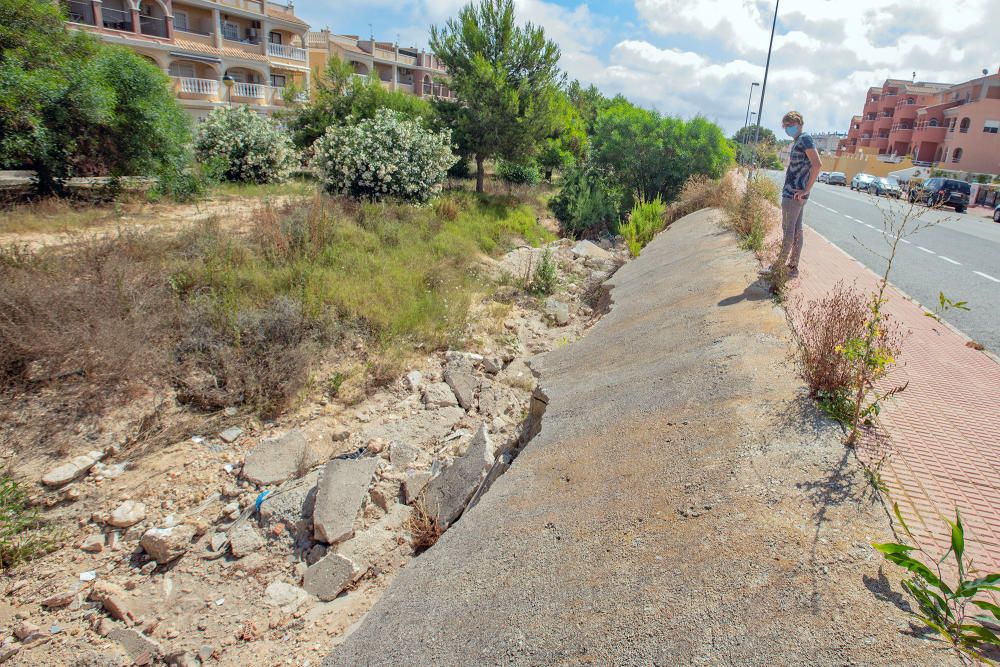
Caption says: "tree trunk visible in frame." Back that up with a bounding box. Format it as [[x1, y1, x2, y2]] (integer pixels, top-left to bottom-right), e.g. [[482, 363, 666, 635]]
[[475, 154, 485, 193]]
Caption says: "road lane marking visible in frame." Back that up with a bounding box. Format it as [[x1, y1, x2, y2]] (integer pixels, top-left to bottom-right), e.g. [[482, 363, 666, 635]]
[[899, 239, 911, 244], [917, 246, 935, 254], [974, 270, 1000, 283], [864, 223, 877, 229], [939, 256, 961, 265]]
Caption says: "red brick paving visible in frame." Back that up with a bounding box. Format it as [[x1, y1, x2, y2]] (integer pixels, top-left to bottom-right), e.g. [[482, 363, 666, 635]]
[[787, 226, 1000, 573]]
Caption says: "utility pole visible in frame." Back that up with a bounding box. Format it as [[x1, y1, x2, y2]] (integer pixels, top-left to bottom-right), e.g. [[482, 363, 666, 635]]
[[751, 0, 780, 169], [743, 82, 760, 136]]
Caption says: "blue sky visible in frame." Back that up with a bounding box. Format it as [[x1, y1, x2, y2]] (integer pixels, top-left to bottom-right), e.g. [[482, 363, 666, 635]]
[[294, 0, 997, 136]]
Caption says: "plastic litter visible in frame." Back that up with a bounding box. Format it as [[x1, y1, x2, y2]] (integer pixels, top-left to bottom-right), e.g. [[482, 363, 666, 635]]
[[79, 571, 96, 582], [333, 447, 367, 461], [254, 491, 271, 512]]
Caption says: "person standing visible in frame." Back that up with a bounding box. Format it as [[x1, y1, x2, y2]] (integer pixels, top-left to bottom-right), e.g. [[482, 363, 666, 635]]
[[777, 111, 822, 277]]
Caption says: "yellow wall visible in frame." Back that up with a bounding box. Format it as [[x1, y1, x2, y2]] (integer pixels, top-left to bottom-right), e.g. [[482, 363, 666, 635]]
[[820, 151, 916, 181]]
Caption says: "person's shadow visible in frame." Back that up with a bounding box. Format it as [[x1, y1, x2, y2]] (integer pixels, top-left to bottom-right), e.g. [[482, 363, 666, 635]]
[[718, 279, 772, 306]]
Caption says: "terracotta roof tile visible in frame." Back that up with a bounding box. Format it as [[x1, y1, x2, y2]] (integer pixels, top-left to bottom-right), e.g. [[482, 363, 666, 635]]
[[173, 37, 268, 63], [265, 7, 309, 27]]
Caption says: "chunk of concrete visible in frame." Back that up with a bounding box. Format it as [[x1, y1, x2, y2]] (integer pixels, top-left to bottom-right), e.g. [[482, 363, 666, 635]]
[[389, 442, 420, 470], [312, 458, 379, 544], [360, 407, 465, 449], [264, 581, 308, 612], [303, 554, 357, 601], [443, 368, 478, 411], [241, 430, 317, 486], [571, 240, 612, 261], [420, 425, 493, 528], [258, 470, 319, 530], [108, 628, 161, 661], [402, 470, 433, 505], [405, 371, 422, 392], [41, 451, 104, 487], [338, 504, 411, 574], [477, 379, 511, 419], [421, 382, 459, 409], [228, 522, 265, 558], [544, 298, 570, 326], [108, 500, 145, 528], [140, 524, 197, 564], [219, 427, 243, 444]]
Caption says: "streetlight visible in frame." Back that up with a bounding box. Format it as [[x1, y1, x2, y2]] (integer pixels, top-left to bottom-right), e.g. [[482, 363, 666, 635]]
[[751, 0, 780, 169], [222, 74, 235, 107], [743, 82, 760, 138]]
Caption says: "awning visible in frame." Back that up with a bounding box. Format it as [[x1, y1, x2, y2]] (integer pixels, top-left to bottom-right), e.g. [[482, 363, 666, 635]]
[[169, 51, 222, 64]]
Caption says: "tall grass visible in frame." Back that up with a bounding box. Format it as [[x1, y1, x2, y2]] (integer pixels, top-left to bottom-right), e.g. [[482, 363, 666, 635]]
[[620, 195, 666, 257], [724, 173, 780, 253]]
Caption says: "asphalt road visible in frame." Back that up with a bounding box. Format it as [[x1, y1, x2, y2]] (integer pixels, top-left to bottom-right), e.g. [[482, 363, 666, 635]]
[[766, 170, 1000, 354]]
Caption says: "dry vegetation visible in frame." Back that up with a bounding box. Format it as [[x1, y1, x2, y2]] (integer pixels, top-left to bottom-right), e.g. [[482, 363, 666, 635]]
[[0, 186, 555, 456]]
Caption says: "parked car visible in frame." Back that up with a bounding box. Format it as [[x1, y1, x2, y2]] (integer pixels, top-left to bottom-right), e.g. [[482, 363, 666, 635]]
[[850, 173, 877, 190], [827, 172, 847, 186], [817, 171, 830, 183], [866, 177, 903, 198], [993, 203, 1000, 222], [908, 177, 972, 213]]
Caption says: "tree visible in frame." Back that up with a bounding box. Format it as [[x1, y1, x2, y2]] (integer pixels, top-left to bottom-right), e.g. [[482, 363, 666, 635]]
[[285, 56, 433, 149], [733, 125, 776, 145], [537, 90, 587, 180], [0, 0, 190, 193], [430, 0, 563, 192], [565, 79, 609, 134]]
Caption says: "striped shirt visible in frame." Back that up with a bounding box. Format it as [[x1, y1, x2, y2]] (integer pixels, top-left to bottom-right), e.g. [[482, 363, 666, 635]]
[[782, 133, 816, 199]]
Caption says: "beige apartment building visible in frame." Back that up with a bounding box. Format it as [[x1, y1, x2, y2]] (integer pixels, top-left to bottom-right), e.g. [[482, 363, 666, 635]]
[[837, 72, 1000, 176], [64, 0, 311, 119], [306, 30, 455, 100]]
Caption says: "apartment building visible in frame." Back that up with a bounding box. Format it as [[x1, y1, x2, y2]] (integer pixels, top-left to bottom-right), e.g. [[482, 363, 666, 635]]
[[306, 30, 455, 100], [64, 0, 311, 120], [837, 72, 1000, 175]]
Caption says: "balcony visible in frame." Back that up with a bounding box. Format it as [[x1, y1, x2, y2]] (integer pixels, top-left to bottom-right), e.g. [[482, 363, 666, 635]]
[[874, 137, 889, 151], [888, 124, 913, 142], [373, 47, 396, 61], [267, 42, 307, 62], [913, 122, 947, 143], [874, 115, 893, 132], [879, 94, 898, 111], [863, 97, 880, 114], [894, 103, 918, 122], [232, 82, 266, 99], [139, 14, 168, 38], [66, 0, 95, 25], [174, 77, 219, 97], [101, 6, 133, 31]]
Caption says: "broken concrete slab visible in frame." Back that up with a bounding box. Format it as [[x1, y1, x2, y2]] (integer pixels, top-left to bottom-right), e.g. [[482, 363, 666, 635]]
[[241, 430, 320, 486], [477, 379, 512, 419], [389, 442, 420, 470], [571, 239, 613, 261], [303, 554, 357, 601], [544, 298, 570, 326], [139, 524, 197, 564], [108, 628, 161, 662], [228, 522, 265, 558], [107, 500, 145, 528], [420, 425, 493, 528], [312, 458, 379, 544], [258, 469, 320, 530], [264, 581, 308, 612], [219, 427, 243, 444], [443, 368, 478, 411], [41, 451, 105, 487], [402, 470, 433, 505], [421, 382, 459, 409], [338, 504, 411, 575], [359, 406, 465, 449]]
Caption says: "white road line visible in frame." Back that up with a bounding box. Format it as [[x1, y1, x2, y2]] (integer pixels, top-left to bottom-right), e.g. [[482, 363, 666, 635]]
[[974, 270, 1000, 283], [917, 246, 935, 254], [939, 256, 961, 265], [864, 223, 877, 229], [828, 208, 839, 214], [899, 238, 912, 244]]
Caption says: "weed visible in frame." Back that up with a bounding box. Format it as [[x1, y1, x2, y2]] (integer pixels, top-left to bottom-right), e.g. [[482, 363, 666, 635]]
[[1, 476, 58, 569], [723, 171, 780, 256], [326, 372, 347, 397], [925, 292, 971, 324], [874, 503, 1000, 664], [406, 500, 443, 555], [620, 195, 666, 256], [529, 248, 558, 297], [862, 455, 889, 497], [816, 388, 856, 426]]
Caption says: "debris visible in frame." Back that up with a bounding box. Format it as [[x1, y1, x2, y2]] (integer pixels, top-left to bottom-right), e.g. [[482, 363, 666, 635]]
[[402, 471, 433, 505], [258, 470, 320, 530], [303, 554, 357, 601], [41, 586, 79, 609], [420, 382, 459, 409], [89, 581, 137, 625], [241, 430, 320, 486], [79, 571, 97, 582], [107, 628, 161, 661], [108, 500, 146, 528], [263, 581, 308, 612], [544, 298, 570, 326], [220, 427, 243, 443], [405, 370, 422, 391], [420, 424, 494, 528], [140, 524, 197, 564], [389, 442, 420, 470], [41, 451, 104, 487], [228, 522, 265, 559], [313, 458, 379, 544], [79, 534, 105, 553], [443, 368, 477, 411]]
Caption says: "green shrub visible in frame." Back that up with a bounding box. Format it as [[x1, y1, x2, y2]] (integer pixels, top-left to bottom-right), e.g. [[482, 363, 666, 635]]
[[1, 476, 57, 569], [619, 195, 666, 256], [496, 159, 541, 186], [529, 248, 557, 296], [549, 164, 621, 237], [312, 109, 457, 203], [195, 106, 297, 184]]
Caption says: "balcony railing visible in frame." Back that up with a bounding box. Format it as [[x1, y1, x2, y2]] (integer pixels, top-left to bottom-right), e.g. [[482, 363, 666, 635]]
[[374, 48, 397, 60], [102, 6, 133, 31], [232, 82, 266, 98], [140, 14, 167, 37], [267, 42, 307, 61], [175, 77, 219, 95], [175, 24, 212, 37], [66, 0, 96, 25]]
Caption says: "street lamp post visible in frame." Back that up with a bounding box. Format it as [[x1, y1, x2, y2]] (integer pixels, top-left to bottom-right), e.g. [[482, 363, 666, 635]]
[[751, 0, 780, 168], [222, 74, 235, 108], [743, 82, 760, 137]]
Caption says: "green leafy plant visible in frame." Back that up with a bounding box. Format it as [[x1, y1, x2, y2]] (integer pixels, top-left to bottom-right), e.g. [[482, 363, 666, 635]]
[[495, 159, 541, 186], [925, 292, 971, 323], [529, 248, 558, 297], [874, 503, 1000, 663], [619, 195, 666, 257], [1, 476, 58, 569], [816, 388, 856, 426], [195, 106, 298, 185]]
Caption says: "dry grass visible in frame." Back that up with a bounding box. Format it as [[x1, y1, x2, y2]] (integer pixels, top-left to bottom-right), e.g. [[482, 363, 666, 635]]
[[0, 198, 136, 235], [405, 500, 444, 555], [722, 172, 781, 255]]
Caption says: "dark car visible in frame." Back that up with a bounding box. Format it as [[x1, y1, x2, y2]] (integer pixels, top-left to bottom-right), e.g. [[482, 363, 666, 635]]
[[867, 177, 903, 198], [908, 177, 971, 213], [827, 171, 847, 186]]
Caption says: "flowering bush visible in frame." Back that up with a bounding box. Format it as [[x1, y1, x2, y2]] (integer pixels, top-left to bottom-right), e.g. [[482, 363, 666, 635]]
[[312, 110, 456, 203], [194, 106, 297, 184]]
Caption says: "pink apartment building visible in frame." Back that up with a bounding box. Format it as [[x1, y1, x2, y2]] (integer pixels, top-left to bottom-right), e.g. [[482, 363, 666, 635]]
[[837, 71, 1000, 176]]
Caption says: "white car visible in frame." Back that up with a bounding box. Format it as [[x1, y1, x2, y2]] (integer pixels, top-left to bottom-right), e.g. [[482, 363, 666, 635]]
[[817, 171, 830, 183]]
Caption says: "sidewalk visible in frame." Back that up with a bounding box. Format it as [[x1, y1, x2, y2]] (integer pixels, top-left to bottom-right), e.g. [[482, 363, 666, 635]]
[[790, 226, 1000, 572]]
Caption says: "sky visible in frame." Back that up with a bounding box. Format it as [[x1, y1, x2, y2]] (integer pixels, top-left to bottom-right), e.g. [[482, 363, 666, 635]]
[[294, 0, 998, 136]]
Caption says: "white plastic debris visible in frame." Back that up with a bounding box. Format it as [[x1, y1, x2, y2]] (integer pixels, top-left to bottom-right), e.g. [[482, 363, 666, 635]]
[[79, 571, 97, 582]]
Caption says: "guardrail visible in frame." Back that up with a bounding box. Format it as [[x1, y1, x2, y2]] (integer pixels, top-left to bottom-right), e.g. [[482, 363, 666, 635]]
[[267, 42, 307, 61], [233, 82, 266, 98], [175, 77, 219, 95]]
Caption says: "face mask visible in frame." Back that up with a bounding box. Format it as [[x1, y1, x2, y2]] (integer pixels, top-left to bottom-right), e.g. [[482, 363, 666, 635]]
[[785, 125, 800, 138]]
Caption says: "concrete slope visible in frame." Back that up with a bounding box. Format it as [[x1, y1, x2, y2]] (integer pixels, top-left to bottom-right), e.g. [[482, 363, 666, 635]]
[[325, 210, 952, 666]]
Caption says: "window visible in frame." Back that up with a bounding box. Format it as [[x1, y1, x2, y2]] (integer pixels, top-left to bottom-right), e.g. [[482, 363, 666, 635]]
[[222, 22, 239, 41], [952, 148, 963, 164], [270, 74, 286, 88], [269, 32, 282, 44], [168, 61, 195, 78], [985, 120, 1000, 134], [173, 10, 188, 31], [960, 117, 971, 133]]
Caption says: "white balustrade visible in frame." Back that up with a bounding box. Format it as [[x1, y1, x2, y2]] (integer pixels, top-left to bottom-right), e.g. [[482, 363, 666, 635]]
[[267, 42, 307, 61]]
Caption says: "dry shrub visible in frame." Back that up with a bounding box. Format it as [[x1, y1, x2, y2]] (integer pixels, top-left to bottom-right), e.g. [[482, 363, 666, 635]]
[[0, 232, 175, 398], [175, 297, 320, 418], [251, 195, 338, 264], [406, 500, 443, 555], [723, 173, 780, 254], [795, 281, 902, 396]]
